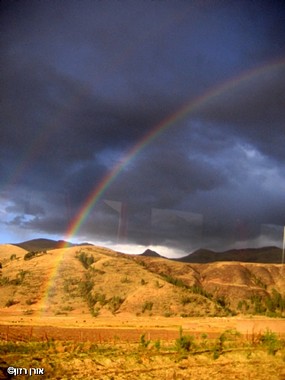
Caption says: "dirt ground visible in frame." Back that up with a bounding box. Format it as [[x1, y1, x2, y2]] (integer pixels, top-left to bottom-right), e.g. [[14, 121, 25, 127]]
[[1, 314, 285, 380], [0, 312, 285, 343]]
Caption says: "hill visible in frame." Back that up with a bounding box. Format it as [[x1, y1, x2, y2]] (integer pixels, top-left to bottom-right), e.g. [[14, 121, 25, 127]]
[[12, 238, 93, 252], [140, 248, 163, 258], [0, 244, 284, 319], [177, 246, 283, 264]]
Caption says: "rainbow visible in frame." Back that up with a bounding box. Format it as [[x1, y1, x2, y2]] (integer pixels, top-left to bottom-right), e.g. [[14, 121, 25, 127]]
[[62, 58, 285, 246], [38, 248, 67, 316]]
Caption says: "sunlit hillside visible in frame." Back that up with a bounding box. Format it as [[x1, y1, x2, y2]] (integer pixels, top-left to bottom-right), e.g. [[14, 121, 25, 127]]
[[1, 244, 284, 319]]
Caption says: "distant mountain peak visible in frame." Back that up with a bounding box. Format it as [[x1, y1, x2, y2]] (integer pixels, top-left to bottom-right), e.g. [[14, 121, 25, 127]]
[[140, 248, 161, 257]]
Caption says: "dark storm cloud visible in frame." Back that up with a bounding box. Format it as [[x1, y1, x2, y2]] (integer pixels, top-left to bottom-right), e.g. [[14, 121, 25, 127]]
[[196, 65, 285, 161], [107, 145, 228, 208], [1, 0, 285, 253]]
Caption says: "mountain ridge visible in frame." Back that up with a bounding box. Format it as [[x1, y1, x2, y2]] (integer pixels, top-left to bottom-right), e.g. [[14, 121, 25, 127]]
[[6, 238, 284, 263], [12, 238, 93, 252], [175, 246, 282, 264]]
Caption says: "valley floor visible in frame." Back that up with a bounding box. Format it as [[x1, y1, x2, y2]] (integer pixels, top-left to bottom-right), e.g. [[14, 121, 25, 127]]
[[1, 315, 285, 379], [0, 312, 285, 337]]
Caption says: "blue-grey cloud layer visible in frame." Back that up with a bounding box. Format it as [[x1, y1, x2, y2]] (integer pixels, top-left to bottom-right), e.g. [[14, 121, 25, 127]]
[[1, 0, 285, 252]]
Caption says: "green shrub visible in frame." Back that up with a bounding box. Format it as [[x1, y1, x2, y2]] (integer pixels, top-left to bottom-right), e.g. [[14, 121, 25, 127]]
[[142, 301, 153, 313], [79, 279, 94, 296], [0, 276, 10, 286], [260, 329, 283, 355], [175, 327, 195, 352], [11, 269, 29, 285], [121, 276, 131, 283], [24, 250, 46, 260], [26, 298, 36, 305], [162, 274, 185, 288], [5, 299, 17, 307], [181, 296, 192, 306], [77, 252, 95, 269], [140, 333, 150, 348], [109, 296, 124, 314], [154, 340, 161, 350]]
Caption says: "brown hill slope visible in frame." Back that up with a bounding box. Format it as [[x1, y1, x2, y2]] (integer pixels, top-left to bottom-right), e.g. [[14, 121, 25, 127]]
[[12, 238, 72, 251], [1, 245, 284, 319]]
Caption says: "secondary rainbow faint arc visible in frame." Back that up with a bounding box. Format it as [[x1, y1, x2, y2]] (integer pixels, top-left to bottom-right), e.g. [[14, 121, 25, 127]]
[[62, 58, 285, 245]]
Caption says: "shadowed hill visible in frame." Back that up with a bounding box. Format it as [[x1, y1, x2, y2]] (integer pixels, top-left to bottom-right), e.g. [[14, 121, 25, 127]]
[[176, 246, 283, 264], [12, 238, 93, 252], [140, 249, 163, 258]]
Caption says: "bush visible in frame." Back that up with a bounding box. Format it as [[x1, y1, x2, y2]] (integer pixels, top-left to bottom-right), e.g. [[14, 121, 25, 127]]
[[0, 276, 10, 286], [26, 298, 36, 305], [24, 251, 37, 260], [109, 296, 124, 314], [121, 276, 131, 283], [77, 252, 95, 269], [140, 333, 150, 348], [175, 327, 195, 352], [162, 274, 185, 288], [142, 301, 153, 313], [79, 279, 94, 296], [181, 296, 192, 306], [260, 329, 283, 355], [5, 299, 17, 307]]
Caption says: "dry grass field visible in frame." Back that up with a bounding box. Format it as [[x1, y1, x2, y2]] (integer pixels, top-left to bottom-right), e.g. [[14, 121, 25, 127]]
[[1, 244, 285, 379], [0, 323, 285, 379]]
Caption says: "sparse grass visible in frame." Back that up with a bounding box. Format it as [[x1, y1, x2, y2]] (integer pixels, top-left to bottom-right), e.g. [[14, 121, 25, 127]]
[[0, 276, 10, 286], [1, 328, 283, 379], [162, 274, 186, 288], [155, 280, 163, 288], [121, 276, 131, 283], [23, 309, 34, 315], [61, 305, 74, 312]]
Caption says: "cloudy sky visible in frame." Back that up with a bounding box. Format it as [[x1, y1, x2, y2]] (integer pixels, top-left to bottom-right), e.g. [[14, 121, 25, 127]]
[[1, 0, 285, 256]]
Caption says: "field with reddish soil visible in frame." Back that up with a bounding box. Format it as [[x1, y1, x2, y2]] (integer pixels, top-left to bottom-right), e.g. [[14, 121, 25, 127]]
[[1, 315, 285, 343], [1, 315, 285, 380]]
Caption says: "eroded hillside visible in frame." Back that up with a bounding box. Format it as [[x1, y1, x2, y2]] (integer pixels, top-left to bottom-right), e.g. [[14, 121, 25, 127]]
[[0, 245, 284, 318]]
